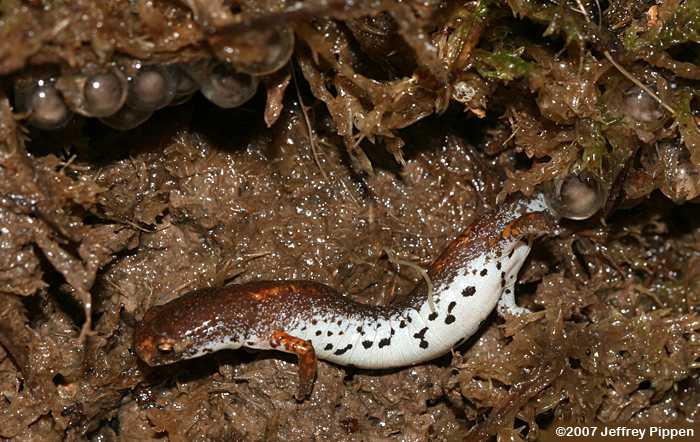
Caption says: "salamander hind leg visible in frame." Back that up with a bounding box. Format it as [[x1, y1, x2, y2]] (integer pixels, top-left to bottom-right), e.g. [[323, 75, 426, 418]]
[[270, 330, 317, 400]]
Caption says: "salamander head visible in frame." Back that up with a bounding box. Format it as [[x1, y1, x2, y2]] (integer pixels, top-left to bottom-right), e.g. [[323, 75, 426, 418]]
[[133, 304, 201, 366]]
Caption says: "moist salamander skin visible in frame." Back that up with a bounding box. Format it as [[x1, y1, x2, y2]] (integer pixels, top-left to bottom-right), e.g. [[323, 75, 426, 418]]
[[134, 194, 554, 398]]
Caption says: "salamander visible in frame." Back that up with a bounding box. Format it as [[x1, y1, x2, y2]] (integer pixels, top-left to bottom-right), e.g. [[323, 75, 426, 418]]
[[134, 194, 554, 399]]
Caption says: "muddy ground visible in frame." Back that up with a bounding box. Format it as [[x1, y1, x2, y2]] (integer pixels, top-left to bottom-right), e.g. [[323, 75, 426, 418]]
[[0, 1, 699, 441]]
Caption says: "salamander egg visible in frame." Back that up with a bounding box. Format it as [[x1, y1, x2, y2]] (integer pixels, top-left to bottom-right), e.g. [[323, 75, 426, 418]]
[[126, 65, 177, 112], [544, 172, 607, 220], [658, 142, 700, 203], [623, 86, 664, 123], [99, 105, 152, 130], [169, 65, 200, 105], [211, 27, 294, 77], [83, 69, 128, 117], [199, 63, 259, 108], [236, 28, 294, 76], [18, 81, 72, 130]]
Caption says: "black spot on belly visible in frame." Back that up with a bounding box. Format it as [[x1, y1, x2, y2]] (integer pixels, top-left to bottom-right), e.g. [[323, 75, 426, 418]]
[[311, 319, 318, 325], [336, 320, 342, 326], [406, 315, 412, 323], [496, 261, 502, 270], [324, 343, 333, 351], [390, 328, 395, 336], [445, 315, 456, 324], [247, 341, 254, 346], [327, 331, 333, 336], [508, 248, 515, 258], [315, 330, 322, 336], [378, 338, 391, 348], [428, 312, 438, 321], [301, 326, 307, 332], [413, 327, 428, 339], [399, 320, 407, 328], [334, 344, 353, 356], [447, 301, 457, 313], [480, 268, 488, 276], [356, 326, 364, 335], [462, 286, 476, 297], [413, 327, 429, 349], [362, 340, 373, 349], [505, 288, 511, 294]]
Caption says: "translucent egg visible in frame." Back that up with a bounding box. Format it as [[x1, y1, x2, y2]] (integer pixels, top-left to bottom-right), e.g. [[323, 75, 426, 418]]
[[83, 68, 128, 117], [17, 80, 72, 130], [169, 65, 200, 106], [623, 86, 664, 123], [544, 171, 608, 220], [199, 63, 259, 108], [211, 27, 294, 76], [126, 65, 177, 111], [658, 142, 700, 203], [99, 105, 152, 130]]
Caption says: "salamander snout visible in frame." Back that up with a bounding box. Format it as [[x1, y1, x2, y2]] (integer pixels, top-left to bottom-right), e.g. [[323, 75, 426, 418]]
[[133, 316, 191, 366], [133, 334, 175, 366]]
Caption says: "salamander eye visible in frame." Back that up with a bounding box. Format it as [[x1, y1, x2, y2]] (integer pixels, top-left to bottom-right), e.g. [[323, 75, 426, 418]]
[[544, 171, 607, 220], [156, 338, 175, 352]]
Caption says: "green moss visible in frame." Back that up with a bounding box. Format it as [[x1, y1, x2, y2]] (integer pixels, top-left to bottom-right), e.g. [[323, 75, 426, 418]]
[[579, 122, 608, 177], [624, 0, 700, 52], [473, 47, 534, 81], [506, 0, 597, 48], [676, 89, 700, 166]]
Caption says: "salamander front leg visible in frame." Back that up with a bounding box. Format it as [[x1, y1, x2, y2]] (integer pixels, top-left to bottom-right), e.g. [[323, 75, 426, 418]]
[[500, 212, 555, 242], [270, 330, 317, 400], [497, 285, 530, 316], [495, 212, 555, 316]]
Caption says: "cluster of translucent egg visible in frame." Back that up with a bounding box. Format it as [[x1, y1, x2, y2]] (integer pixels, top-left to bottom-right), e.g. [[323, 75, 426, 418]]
[[14, 61, 262, 130], [14, 27, 295, 131]]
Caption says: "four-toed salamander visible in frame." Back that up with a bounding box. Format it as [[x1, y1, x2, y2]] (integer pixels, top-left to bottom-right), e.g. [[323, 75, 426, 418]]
[[134, 195, 553, 398]]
